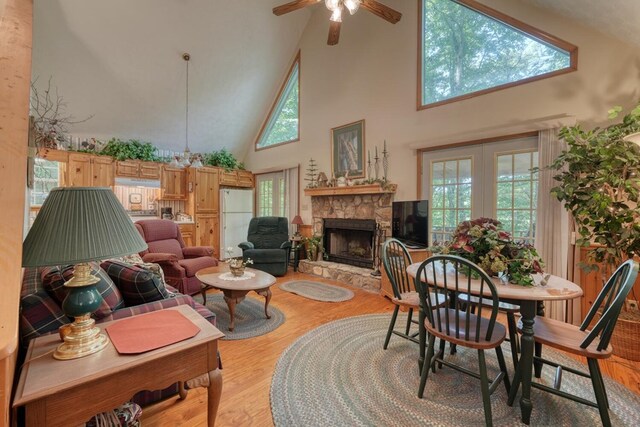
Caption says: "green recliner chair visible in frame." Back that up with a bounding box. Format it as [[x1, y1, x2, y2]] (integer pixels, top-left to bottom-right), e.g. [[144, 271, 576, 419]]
[[238, 217, 292, 276]]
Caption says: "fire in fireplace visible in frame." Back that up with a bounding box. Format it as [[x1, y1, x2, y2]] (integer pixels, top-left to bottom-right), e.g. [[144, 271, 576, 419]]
[[323, 218, 377, 268]]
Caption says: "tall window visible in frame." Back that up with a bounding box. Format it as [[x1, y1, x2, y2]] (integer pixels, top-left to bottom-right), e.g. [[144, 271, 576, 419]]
[[419, 0, 577, 108], [31, 158, 60, 206], [421, 135, 539, 245], [496, 151, 538, 242], [256, 52, 300, 149], [430, 158, 472, 243], [255, 172, 287, 217]]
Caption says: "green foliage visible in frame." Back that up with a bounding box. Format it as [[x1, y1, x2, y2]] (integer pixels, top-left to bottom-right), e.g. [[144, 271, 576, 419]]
[[202, 149, 244, 171], [422, 0, 570, 105], [548, 102, 640, 269], [100, 138, 161, 161]]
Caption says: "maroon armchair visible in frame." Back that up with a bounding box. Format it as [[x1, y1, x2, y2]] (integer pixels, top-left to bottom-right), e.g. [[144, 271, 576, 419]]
[[135, 219, 218, 296]]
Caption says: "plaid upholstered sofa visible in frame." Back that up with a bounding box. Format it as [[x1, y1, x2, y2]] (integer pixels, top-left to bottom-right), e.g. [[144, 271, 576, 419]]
[[19, 260, 217, 406]]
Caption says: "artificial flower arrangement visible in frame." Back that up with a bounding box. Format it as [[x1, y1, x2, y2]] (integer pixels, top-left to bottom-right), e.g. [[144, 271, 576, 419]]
[[226, 247, 253, 276], [429, 218, 544, 286]]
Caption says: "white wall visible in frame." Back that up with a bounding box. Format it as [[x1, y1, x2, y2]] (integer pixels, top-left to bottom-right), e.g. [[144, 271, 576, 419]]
[[243, 0, 640, 222]]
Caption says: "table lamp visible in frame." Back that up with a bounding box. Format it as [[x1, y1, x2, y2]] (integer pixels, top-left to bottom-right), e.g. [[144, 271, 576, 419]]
[[22, 187, 148, 360], [292, 215, 304, 237]]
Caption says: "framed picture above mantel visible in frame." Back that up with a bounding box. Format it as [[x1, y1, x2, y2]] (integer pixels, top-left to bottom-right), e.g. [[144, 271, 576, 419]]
[[331, 119, 365, 179]]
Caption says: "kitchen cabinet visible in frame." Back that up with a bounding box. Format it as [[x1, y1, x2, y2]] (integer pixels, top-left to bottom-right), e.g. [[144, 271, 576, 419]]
[[196, 214, 219, 255], [179, 223, 195, 247], [115, 160, 161, 179], [380, 247, 431, 299], [192, 167, 219, 213], [219, 170, 254, 188], [160, 166, 187, 200], [63, 153, 114, 187]]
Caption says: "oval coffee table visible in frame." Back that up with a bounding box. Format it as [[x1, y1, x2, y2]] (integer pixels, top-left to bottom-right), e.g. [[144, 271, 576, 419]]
[[196, 266, 276, 332]]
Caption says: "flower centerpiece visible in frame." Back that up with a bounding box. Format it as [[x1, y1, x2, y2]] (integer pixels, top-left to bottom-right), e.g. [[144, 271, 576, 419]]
[[225, 247, 253, 277], [430, 218, 544, 286]]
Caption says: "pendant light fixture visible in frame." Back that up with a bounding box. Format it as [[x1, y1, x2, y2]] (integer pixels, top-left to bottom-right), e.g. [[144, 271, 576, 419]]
[[181, 52, 192, 168]]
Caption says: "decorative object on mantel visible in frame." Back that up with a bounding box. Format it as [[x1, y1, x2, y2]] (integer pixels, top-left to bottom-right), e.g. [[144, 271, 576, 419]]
[[30, 77, 93, 149], [305, 158, 319, 188], [544, 102, 640, 360], [316, 172, 329, 187], [331, 119, 365, 179], [272, 0, 402, 46], [367, 149, 372, 180], [382, 139, 389, 182], [429, 217, 544, 287], [304, 182, 397, 197], [22, 187, 148, 360]]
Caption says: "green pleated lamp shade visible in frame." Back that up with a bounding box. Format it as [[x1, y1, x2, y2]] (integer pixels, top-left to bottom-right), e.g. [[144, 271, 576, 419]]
[[23, 187, 148, 267]]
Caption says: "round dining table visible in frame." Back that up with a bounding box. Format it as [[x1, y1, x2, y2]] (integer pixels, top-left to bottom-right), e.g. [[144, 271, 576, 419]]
[[406, 262, 583, 425]]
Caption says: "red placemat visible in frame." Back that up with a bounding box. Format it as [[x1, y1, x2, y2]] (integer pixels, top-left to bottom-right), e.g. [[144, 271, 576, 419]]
[[106, 310, 201, 354]]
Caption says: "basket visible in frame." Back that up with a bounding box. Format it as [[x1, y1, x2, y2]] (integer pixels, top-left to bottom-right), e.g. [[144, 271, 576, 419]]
[[610, 311, 640, 361]]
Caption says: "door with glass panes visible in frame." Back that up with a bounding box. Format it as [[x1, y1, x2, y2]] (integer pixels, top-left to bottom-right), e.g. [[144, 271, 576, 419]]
[[421, 136, 538, 245]]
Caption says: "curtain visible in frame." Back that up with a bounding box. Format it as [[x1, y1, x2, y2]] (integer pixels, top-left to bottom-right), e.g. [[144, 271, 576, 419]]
[[283, 167, 299, 236], [535, 128, 574, 322]]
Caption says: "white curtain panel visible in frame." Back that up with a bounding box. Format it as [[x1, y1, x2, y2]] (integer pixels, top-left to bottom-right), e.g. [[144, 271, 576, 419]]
[[536, 128, 573, 322]]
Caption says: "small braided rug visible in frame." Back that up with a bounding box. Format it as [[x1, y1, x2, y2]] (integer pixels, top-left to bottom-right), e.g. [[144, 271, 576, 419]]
[[270, 314, 640, 426], [279, 280, 354, 302], [204, 293, 285, 340]]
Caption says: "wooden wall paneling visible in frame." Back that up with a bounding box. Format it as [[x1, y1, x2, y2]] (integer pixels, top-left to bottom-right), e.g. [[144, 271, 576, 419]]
[[196, 214, 219, 256], [0, 0, 33, 425], [195, 168, 219, 213]]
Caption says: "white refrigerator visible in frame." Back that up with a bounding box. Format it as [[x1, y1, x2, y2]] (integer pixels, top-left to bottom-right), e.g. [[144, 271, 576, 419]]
[[220, 188, 254, 259]]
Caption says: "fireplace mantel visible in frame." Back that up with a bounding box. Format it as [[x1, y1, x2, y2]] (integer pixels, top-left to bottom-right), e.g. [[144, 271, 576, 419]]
[[304, 183, 396, 197]]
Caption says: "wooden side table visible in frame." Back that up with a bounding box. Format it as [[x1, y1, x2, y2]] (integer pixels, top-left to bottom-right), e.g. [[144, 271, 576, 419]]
[[13, 305, 224, 427], [290, 236, 304, 272]]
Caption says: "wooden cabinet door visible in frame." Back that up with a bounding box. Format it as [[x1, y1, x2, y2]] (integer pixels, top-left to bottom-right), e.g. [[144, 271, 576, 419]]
[[139, 161, 161, 179], [195, 168, 219, 213], [196, 214, 219, 256], [91, 155, 114, 187], [66, 153, 93, 187], [161, 166, 187, 200], [219, 170, 238, 186], [236, 170, 254, 188], [179, 224, 195, 247], [115, 160, 140, 177]]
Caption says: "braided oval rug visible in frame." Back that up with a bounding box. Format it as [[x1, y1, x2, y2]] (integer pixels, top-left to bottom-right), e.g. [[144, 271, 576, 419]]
[[279, 280, 354, 302], [270, 314, 640, 426]]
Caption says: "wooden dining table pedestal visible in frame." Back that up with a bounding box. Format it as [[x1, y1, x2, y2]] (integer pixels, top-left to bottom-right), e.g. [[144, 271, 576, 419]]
[[407, 263, 583, 425]]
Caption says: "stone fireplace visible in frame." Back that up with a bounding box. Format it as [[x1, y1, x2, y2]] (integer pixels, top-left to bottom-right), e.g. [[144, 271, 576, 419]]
[[323, 218, 376, 268]]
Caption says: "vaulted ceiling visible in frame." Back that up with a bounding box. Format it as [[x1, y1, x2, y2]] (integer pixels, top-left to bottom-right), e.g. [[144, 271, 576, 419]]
[[32, 0, 639, 156]]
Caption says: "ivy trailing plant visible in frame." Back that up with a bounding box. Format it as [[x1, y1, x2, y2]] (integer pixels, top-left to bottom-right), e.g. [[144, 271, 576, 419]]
[[547, 102, 640, 272], [100, 138, 162, 162], [202, 149, 245, 171]]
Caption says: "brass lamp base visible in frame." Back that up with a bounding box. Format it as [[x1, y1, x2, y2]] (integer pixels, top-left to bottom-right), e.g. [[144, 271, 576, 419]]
[[54, 314, 109, 360]]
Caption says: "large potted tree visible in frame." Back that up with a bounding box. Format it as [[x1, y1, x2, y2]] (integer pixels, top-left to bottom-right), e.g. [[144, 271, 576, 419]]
[[548, 102, 640, 360]]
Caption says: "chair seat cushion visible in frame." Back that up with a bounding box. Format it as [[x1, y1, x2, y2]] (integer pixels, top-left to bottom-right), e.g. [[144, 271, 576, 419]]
[[101, 260, 170, 306], [519, 316, 613, 359], [178, 256, 217, 277], [41, 264, 125, 320], [427, 308, 506, 349], [243, 248, 288, 264]]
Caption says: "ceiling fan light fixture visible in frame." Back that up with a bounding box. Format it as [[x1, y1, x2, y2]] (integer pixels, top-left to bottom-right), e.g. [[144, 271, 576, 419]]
[[325, 0, 340, 11], [344, 0, 360, 15], [330, 6, 343, 22]]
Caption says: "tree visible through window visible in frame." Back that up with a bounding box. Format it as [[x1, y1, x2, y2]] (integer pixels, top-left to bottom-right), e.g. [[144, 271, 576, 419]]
[[256, 54, 300, 149], [430, 158, 472, 243], [420, 0, 576, 107]]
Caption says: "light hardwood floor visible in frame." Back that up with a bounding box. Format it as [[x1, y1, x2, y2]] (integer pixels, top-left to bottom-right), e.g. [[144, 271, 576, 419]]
[[141, 270, 640, 426]]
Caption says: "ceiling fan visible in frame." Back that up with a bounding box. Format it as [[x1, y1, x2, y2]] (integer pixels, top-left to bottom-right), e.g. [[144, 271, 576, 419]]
[[273, 0, 402, 46]]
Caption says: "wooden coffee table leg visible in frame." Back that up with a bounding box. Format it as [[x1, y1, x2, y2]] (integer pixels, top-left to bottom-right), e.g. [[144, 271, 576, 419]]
[[223, 294, 238, 331], [256, 288, 272, 319]]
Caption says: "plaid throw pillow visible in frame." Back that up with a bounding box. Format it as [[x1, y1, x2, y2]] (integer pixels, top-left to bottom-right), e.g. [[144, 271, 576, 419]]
[[100, 260, 170, 306], [41, 264, 125, 320]]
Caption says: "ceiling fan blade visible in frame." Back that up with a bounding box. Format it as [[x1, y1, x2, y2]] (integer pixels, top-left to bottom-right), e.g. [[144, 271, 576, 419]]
[[273, 0, 321, 16], [360, 0, 402, 24], [327, 21, 341, 45]]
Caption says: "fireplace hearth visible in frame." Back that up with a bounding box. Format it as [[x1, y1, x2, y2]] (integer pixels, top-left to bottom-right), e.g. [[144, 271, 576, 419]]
[[323, 218, 376, 268]]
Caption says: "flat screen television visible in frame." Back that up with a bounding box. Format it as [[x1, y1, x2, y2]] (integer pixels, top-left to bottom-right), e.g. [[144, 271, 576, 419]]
[[392, 200, 429, 248]]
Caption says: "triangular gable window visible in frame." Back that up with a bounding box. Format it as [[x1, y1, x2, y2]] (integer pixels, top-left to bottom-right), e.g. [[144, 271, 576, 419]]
[[256, 53, 300, 149], [419, 0, 577, 109]]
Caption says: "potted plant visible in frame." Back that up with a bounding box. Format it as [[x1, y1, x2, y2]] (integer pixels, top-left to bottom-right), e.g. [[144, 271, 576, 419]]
[[304, 235, 324, 261], [546, 102, 640, 360]]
